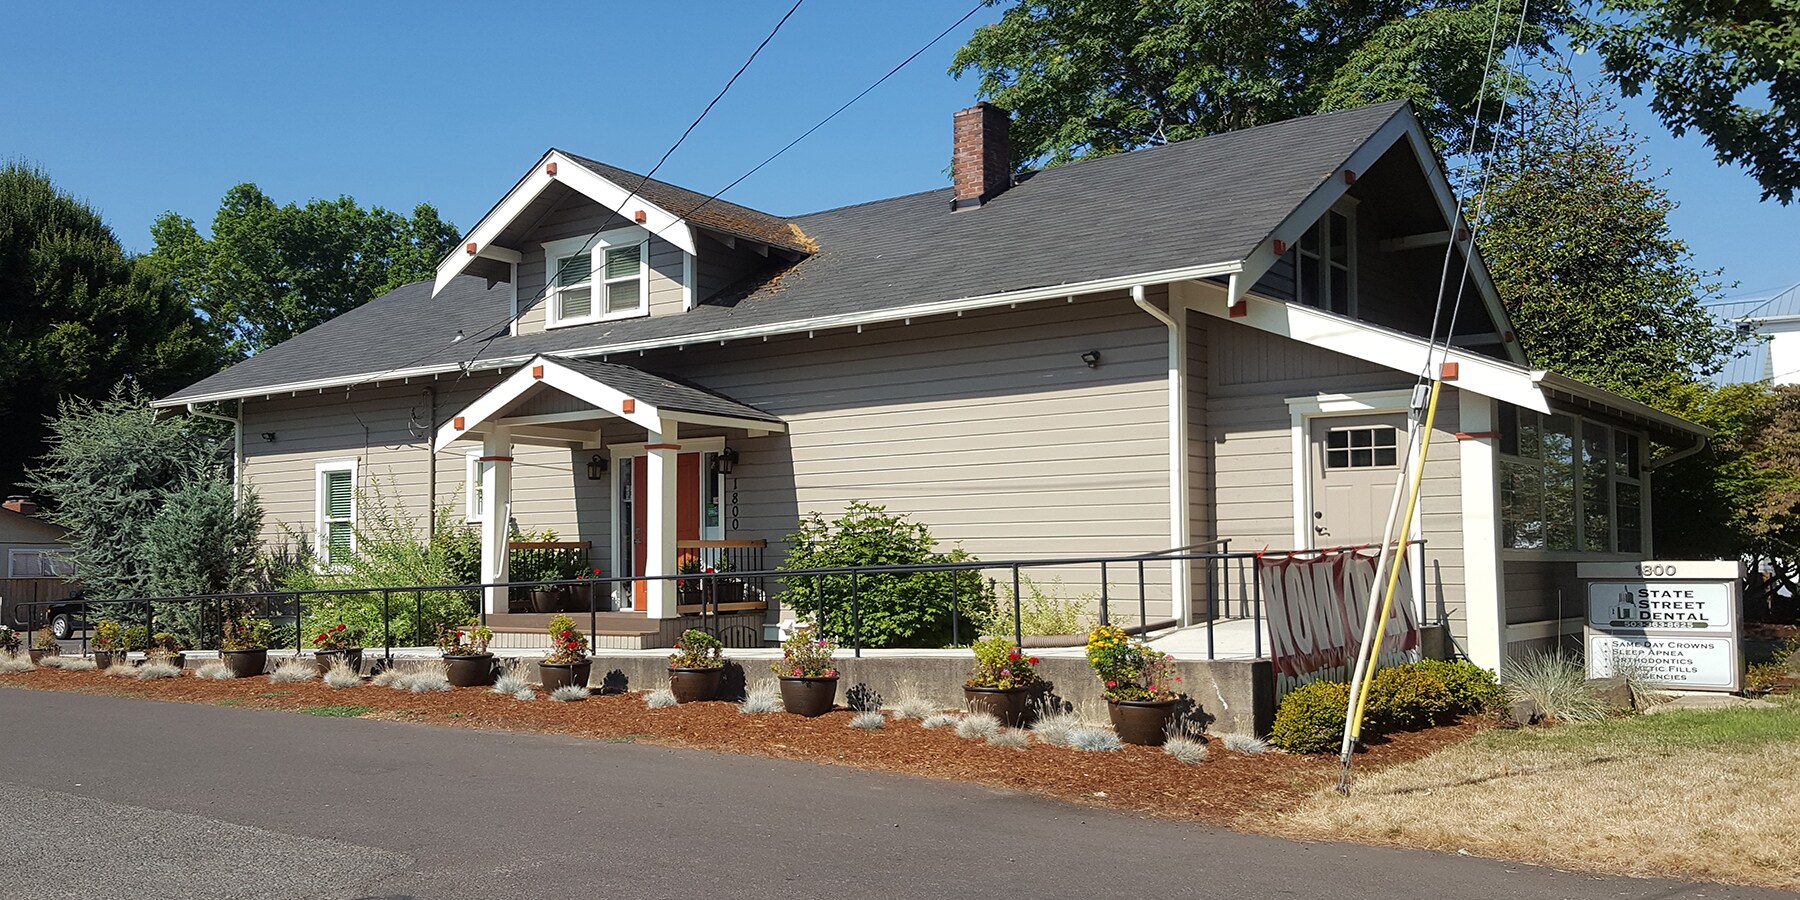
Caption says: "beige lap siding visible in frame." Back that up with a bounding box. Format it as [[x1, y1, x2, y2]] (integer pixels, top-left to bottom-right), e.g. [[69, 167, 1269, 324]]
[[1204, 318, 1469, 645]]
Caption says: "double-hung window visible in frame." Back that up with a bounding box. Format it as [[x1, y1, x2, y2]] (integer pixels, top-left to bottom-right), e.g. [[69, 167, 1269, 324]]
[[1287, 201, 1356, 314], [315, 460, 357, 568], [465, 451, 488, 523], [543, 227, 650, 327]]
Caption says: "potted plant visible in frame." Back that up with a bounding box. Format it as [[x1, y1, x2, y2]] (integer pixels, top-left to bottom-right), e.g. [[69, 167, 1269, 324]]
[[710, 554, 747, 605], [574, 567, 608, 612], [221, 618, 273, 677], [0, 625, 19, 655], [675, 554, 705, 607], [28, 629, 59, 664], [91, 620, 127, 669], [773, 622, 839, 716], [1086, 624, 1182, 745], [147, 631, 186, 669], [666, 628, 725, 702], [963, 636, 1047, 727], [436, 618, 495, 687], [311, 623, 363, 675], [538, 614, 591, 692]]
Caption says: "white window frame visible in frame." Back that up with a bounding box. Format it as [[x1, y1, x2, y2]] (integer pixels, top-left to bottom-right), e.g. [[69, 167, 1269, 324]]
[[465, 450, 488, 523], [542, 226, 652, 328], [7, 548, 72, 578], [1288, 197, 1358, 316], [314, 459, 358, 569], [1497, 405, 1648, 558]]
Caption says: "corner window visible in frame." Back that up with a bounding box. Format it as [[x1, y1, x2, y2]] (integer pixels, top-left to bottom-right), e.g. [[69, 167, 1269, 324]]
[[315, 460, 357, 567], [1498, 405, 1645, 554], [465, 451, 488, 523], [1287, 201, 1356, 315], [543, 228, 650, 327]]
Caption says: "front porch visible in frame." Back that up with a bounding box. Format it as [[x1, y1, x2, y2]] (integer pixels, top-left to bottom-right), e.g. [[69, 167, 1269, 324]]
[[434, 353, 785, 624]]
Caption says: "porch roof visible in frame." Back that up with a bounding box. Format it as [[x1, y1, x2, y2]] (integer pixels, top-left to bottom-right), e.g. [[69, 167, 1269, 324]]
[[433, 354, 783, 451]]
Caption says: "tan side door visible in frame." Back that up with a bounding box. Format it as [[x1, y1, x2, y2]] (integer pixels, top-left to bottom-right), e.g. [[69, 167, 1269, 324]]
[[1308, 414, 1406, 547]]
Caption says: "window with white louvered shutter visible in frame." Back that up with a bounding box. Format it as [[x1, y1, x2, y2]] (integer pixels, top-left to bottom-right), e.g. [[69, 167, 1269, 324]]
[[316, 463, 356, 567]]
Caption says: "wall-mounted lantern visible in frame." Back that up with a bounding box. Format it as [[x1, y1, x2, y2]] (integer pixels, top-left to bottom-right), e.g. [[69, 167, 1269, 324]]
[[1080, 350, 1102, 369], [714, 446, 739, 476], [586, 454, 608, 480]]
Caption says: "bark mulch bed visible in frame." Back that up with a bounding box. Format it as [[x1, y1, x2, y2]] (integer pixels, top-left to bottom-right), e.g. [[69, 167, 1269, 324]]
[[0, 666, 1481, 827]]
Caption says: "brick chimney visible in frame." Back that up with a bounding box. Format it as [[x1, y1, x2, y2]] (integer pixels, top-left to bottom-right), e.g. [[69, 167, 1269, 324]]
[[3, 495, 38, 516], [952, 102, 1012, 210]]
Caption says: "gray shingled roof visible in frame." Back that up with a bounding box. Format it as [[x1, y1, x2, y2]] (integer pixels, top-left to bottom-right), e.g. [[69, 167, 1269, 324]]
[[545, 356, 781, 423], [161, 101, 1409, 405], [562, 152, 815, 254]]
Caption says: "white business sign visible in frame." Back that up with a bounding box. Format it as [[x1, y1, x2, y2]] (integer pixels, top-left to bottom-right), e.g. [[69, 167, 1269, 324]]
[[1579, 560, 1742, 693], [1587, 635, 1738, 689]]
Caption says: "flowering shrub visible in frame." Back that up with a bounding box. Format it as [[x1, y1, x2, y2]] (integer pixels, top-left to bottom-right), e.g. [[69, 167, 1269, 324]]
[[311, 623, 361, 652], [1085, 624, 1180, 701], [965, 636, 1042, 690], [542, 614, 590, 666], [221, 618, 273, 651], [92, 620, 124, 652], [773, 622, 838, 679], [668, 628, 724, 669], [32, 630, 59, 652], [0, 625, 18, 654], [435, 618, 493, 656]]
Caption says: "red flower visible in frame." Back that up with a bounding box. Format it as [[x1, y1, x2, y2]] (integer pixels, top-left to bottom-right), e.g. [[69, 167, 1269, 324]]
[[1028, 657, 1040, 665], [1107, 680, 1117, 688]]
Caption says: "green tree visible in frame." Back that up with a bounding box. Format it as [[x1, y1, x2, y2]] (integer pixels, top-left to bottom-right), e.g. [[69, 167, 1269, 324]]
[[949, 0, 1567, 167], [146, 184, 459, 357], [26, 384, 261, 608], [1472, 72, 1740, 401], [1576, 0, 1800, 203], [0, 163, 225, 495]]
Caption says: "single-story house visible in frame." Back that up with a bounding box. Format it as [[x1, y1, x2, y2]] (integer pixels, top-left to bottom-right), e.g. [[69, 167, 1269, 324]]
[[155, 100, 1705, 670]]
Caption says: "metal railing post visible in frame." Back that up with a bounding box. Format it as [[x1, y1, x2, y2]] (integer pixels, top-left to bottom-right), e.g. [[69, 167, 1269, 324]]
[[1012, 565, 1022, 649], [1205, 557, 1217, 660], [1137, 560, 1147, 632], [382, 590, 392, 666], [1252, 560, 1263, 659], [414, 591, 423, 647], [1100, 561, 1109, 626], [950, 570, 959, 647], [851, 571, 861, 658]]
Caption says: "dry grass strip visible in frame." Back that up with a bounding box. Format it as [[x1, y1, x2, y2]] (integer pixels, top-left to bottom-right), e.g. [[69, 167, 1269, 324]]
[[1276, 699, 1800, 890]]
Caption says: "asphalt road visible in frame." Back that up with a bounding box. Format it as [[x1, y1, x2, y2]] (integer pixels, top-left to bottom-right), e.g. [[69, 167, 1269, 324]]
[[0, 687, 1788, 900]]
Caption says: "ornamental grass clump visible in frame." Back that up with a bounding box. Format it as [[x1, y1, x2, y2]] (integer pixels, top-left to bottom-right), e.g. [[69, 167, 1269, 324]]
[[196, 661, 235, 680], [964, 636, 1043, 690], [268, 656, 318, 684], [550, 685, 588, 702], [849, 711, 887, 730], [1221, 733, 1269, 754], [104, 657, 140, 678], [772, 622, 838, 679], [1028, 711, 1083, 747], [1065, 725, 1123, 752], [1162, 734, 1210, 764], [892, 694, 938, 720], [668, 629, 724, 669], [987, 729, 1029, 750], [739, 683, 783, 714], [1501, 651, 1607, 722], [1085, 624, 1179, 701], [491, 662, 532, 696], [404, 662, 451, 693], [135, 662, 181, 680], [322, 663, 362, 689], [58, 657, 98, 671], [920, 712, 961, 730], [954, 712, 1002, 740], [513, 687, 536, 701], [645, 687, 678, 709], [0, 651, 32, 674]]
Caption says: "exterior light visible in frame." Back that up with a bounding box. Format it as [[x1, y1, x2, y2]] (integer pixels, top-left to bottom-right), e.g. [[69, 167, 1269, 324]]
[[586, 454, 608, 480], [1080, 350, 1101, 369], [259, 432, 277, 442], [714, 446, 739, 475]]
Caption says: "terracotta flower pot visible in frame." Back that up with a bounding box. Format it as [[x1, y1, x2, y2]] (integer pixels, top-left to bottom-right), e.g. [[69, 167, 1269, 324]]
[[539, 660, 592, 693], [444, 654, 496, 687], [963, 685, 1041, 728], [668, 666, 724, 703], [779, 676, 839, 717], [1107, 698, 1178, 746], [221, 649, 268, 678], [314, 648, 363, 676]]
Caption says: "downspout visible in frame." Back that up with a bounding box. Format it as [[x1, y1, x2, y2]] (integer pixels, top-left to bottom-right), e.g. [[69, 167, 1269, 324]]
[[186, 402, 244, 502], [1132, 284, 1192, 626], [1641, 434, 1709, 559], [425, 386, 438, 543]]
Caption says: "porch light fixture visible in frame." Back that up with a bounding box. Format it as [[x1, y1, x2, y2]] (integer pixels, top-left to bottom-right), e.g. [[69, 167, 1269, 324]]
[[1080, 350, 1101, 369], [586, 454, 608, 480], [259, 432, 277, 442], [714, 446, 739, 475]]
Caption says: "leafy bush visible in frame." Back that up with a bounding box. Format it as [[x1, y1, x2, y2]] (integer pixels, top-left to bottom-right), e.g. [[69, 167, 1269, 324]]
[[1413, 658, 1503, 714], [0, 626, 18, 654], [965, 636, 1043, 690], [1365, 664, 1456, 731], [221, 618, 273, 651], [1501, 651, 1608, 722], [279, 490, 479, 648], [1085, 624, 1179, 701], [977, 574, 1097, 637], [777, 502, 991, 648], [542, 614, 589, 666], [1745, 661, 1788, 694], [93, 621, 124, 653], [773, 622, 838, 678], [1270, 680, 1351, 754], [668, 629, 723, 669]]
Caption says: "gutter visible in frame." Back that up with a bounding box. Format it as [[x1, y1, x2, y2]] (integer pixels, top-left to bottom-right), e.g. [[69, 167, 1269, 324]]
[[1532, 371, 1712, 442], [185, 402, 244, 501], [152, 260, 1246, 408], [1132, 284, 1192, 626]]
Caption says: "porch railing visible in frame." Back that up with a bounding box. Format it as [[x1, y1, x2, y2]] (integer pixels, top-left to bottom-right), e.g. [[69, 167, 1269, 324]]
[[15, 546, 1268, 665]]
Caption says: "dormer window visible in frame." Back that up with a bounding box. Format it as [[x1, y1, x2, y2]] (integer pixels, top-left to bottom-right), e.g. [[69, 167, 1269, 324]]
[[543, 228, 650, 327], [1287, 199, 1357, 315]]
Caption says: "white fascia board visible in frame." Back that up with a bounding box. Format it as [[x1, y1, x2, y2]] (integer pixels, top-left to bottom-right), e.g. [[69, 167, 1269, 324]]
[[435, 355, 664, 451], [432, 151, 697, 297], [1534, 371, 1711, 439], [1182, 279, 1549, 413], [663, 410, 786, 433], [156, 259, 1244, 407], [1232, 110, 1527, 366]]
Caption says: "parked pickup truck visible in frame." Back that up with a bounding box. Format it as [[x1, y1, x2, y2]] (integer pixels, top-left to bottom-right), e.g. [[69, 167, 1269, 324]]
[[9, 590, 89, 640]]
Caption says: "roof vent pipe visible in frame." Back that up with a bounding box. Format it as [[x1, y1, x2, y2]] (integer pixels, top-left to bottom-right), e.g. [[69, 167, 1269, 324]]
[[951, 102, 1012, 211]]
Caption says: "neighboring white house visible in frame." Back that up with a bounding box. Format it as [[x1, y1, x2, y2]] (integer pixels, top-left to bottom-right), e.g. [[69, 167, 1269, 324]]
[[1705, 282, 1800, 386]]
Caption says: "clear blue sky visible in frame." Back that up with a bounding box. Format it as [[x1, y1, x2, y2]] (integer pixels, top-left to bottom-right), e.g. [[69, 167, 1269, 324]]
[[5, 0, 1796, 296]]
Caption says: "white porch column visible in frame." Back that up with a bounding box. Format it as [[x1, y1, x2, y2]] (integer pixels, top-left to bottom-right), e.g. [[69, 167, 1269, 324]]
[[643, 420, 680, 619], [1457, 393, 1506, 672], [479, 426, 513, 615]]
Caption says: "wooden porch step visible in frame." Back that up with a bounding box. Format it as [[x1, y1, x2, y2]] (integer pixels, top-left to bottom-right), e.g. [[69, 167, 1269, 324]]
[[483, 612, 660, 636]]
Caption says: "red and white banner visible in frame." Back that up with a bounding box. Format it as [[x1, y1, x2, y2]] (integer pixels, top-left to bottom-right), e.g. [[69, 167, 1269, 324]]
[[1258, 547, 1421, 698]]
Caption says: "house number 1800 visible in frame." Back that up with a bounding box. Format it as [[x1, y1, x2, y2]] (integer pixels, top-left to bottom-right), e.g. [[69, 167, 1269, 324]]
[[1635, 563, 1678, 577]]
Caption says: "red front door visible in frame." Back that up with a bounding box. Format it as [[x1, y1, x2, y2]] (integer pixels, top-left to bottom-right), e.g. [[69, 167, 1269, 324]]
[[628, 452, 703, 609]]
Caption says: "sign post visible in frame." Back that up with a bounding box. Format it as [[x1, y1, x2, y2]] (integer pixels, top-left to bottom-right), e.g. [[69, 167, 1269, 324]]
[[1577, 560, 1742, 693]]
